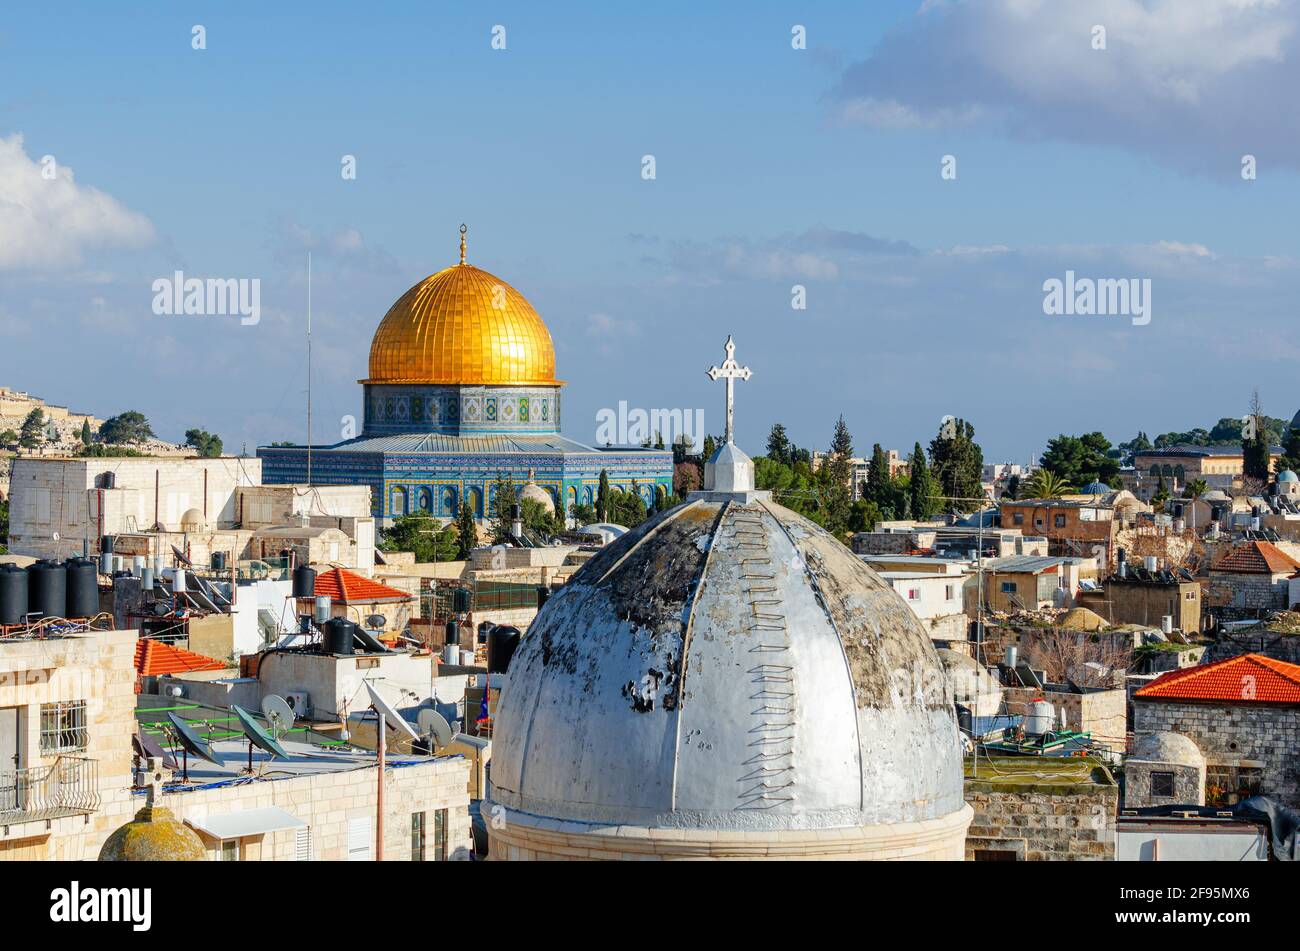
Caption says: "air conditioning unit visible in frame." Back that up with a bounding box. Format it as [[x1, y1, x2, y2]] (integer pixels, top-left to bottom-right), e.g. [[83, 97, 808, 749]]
[[284, 691, 311, 719]]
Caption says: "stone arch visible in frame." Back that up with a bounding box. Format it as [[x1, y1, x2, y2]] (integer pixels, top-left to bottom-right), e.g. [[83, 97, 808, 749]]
[[417, 486, 433, 512], [441, 486, 458, 515], [391, 485, 409, 516], [467, 485, 484, 518]]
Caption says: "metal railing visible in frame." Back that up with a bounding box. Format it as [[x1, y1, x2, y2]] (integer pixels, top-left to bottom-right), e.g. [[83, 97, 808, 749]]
[[0, 756, 100, 824]]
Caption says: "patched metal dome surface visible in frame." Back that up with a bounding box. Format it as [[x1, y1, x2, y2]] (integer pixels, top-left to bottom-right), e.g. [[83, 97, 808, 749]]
[[491, 493, 966, 832]]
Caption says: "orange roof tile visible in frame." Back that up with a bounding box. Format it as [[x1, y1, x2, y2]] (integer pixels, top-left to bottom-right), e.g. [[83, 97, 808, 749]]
[[1135, 653, 1300, 705], [134, 639, 226, 677], [1210, 540, 1300, 575], [311, 567, 411, 604]]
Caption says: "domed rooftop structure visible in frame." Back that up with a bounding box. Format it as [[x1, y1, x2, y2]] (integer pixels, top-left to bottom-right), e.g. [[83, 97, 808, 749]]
[[936, 648, 1002, 717], [1278, 469, 1298, 483], [364, 226, 560, 387], [518, 470, 555, 515], [99, 759, 206, 862], [1201, 489, 1231, 502], [179, 508, 207, 533], [1081, 481, 1111, 496], [1128, 730, 1204, 767], [487, 338, 970, 860]]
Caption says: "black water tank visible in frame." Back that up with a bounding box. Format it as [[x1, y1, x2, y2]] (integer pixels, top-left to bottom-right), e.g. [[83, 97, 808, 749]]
[[292, 564, 316, 598], [64, 558, 99, 619], [0, 564, 28, 625], [536, 585, 550, 609], [323, 617, 354, 655], [452, 587, 471, 614], [100, 535, 115, 555], [487, 625, 521, 674], [476, 620, 496, 645], [28, 560, 67, 620], [445, 619, 459, 646], [211, 551, 227, 571], [100, 471, 116, 490]]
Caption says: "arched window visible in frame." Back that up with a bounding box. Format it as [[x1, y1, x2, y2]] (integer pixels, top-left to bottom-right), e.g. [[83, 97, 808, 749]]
[[1161, 465, 1173, 477], [467, 486, 484, 517], [1149, 465, 1160, 477], [391, 486, 408, 516], [1174, 465, 1185, 482], [441, 486, 457, 515], [417, 487, 433, 512]]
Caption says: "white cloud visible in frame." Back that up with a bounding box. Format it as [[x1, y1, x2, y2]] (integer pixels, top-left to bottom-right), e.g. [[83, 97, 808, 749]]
[[834, 0, 1300, 170], [0, 133, 154, 270]]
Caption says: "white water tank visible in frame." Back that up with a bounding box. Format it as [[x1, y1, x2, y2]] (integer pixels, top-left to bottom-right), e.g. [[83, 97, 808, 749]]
[[1143, 556, 1158, 572], [1025, 699, 1055, 735]]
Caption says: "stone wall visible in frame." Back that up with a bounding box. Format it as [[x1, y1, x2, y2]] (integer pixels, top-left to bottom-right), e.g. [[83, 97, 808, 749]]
[[964, 764, 1117, 861], [1207, 570, 1290, 617], [1124, 759, 1204, 809], [1134, 700, 1300, 809]]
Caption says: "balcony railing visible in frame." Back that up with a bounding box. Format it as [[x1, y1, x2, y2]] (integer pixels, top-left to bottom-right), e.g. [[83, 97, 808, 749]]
[[0, 756, 100, 825]]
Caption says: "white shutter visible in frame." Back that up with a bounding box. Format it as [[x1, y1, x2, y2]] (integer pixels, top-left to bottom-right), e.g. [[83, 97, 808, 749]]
[[295, 826, 312, 861], [347, 817, 372, 861]]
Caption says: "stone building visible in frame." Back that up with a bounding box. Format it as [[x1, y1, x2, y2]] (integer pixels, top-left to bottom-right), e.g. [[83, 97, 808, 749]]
[[964, 757, 1118, 861], [485, 342, 971, 860], [1, 623, 471, 861], [1206, 539, 1300, 619], [1087, 573, 1201, 634], [1123, 731, 1207, 809], [1133, 653, 1300, 809]]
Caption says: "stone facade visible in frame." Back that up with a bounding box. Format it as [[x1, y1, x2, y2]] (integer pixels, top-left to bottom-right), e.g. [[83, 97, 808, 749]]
[[964, 760, 1118, 861], [1133, 699, 1300, 809], [1207, 569, 1293, 617]]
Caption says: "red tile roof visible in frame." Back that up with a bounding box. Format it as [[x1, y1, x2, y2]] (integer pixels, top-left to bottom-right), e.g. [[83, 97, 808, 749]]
[[311, 567, 411, 604], [1210, 540, 1300, 575], [135, 639, 226, 677], [1135, 653, 1300, 705]]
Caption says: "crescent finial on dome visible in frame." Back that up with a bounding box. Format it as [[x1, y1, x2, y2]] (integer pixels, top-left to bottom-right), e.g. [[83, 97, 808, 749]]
[[459, 223, 467, 265]]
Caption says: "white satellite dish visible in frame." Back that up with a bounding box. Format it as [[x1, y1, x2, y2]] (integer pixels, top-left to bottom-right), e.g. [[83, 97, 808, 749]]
[[260, 694, 295, 738], [417, 708, 454, 749], [365, 682, 419, 741]]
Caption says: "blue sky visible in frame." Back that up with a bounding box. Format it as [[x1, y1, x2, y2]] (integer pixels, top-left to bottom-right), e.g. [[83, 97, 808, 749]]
[[2, 1, 1299, 462]]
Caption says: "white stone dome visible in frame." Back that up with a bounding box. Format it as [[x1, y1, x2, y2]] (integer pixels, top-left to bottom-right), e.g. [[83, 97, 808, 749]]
[[490, 492, 967, 833], [1129, 730, 1204, 767], [517, 480, 555, 515]]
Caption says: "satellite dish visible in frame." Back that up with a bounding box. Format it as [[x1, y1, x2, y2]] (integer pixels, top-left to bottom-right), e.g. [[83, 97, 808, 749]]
[[417, 708, 454, 749], [232, 704, 291, 761], [365, 682, 419, 742], [166, 712, 226, 767], [366, 614, 387, 629], [260, 695, 295, 738], [133, 727, 178, 770]]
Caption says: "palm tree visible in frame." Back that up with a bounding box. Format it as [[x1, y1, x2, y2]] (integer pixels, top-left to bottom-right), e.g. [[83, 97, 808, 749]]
[[1023, 469, 1073, 500], [1182, 478, 1209, 499]]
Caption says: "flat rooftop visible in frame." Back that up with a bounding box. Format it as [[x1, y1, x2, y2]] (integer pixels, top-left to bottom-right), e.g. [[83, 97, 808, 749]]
[[964, 756, 1116, 795], [135, 696, 456, 792]]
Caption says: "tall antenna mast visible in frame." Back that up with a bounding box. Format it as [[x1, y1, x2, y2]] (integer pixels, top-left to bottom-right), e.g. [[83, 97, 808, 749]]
[[306, 251, 313, 485]]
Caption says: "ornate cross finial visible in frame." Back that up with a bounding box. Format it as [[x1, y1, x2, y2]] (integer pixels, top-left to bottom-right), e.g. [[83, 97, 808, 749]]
[[706, 335, 751, 445], [459, 223, 468, 265]]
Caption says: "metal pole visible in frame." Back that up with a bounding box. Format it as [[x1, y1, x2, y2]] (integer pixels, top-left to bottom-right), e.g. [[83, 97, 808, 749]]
[[375, 708, 385, 861], [307, 251, 313, 486]]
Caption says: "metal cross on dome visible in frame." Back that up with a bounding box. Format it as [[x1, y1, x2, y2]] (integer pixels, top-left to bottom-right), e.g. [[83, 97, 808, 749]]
[[707, 335, 751, 445]]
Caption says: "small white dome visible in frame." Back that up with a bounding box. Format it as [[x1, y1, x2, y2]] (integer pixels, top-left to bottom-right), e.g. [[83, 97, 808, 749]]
[[576, 522, 627, 544], [1130, 730, 1204, 768], [179, 508, 207, 532]]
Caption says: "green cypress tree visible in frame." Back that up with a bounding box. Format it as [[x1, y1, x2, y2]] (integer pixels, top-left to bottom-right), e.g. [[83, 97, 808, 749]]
[[454, 497, 478, 559], [908, 442, 937, 518], [595, 469, 611, 522]]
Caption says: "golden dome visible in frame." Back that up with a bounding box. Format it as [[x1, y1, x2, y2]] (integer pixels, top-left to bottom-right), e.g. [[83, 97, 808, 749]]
[[364, 227, 561, 386]]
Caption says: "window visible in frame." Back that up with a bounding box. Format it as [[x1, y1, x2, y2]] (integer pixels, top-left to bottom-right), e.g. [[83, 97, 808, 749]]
[[411, 812, 426, 861], [220, 839, 240, 861], [1012, 513, 1024, 525], [39, 701, 87, 753], [907, 588, 921, 602], [1000, 581, 1018, 594], [973, 848, 1019, 862], [347, 817, 372, 861], [945, 584, 956, 601], [1053, 514, 1067, 528], [433, 808, 448, 861], [1150, 771, 1175, 798]]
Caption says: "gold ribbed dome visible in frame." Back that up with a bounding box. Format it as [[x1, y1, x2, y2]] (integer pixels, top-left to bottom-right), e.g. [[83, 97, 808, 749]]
[[364, 227, 560, 386]]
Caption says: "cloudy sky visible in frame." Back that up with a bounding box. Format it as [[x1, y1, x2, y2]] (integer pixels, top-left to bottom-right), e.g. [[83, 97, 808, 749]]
[[2, 1, 1298, 461]]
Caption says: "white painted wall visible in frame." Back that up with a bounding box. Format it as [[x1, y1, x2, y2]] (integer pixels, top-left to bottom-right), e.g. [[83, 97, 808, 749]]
[[1116, 828, 1269, 861]]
